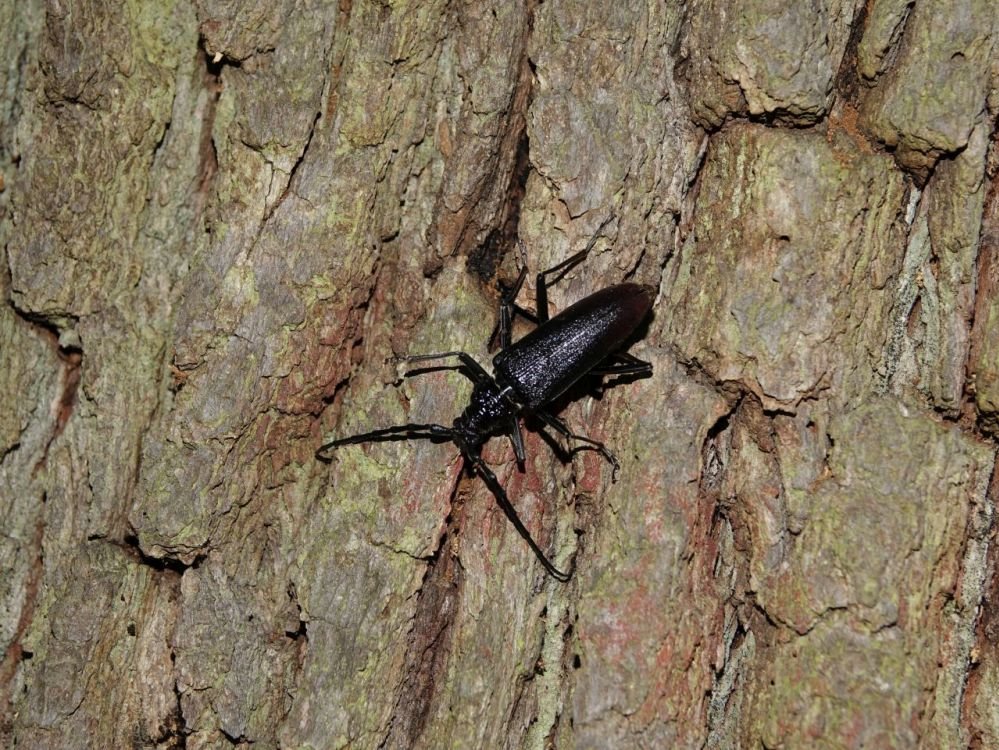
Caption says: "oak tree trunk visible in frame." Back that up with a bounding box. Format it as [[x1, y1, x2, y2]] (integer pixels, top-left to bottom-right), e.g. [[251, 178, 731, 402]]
[[3, 1, 999, 748]]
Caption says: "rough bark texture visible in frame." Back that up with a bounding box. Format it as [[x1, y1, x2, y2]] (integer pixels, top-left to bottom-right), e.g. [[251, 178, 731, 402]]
[[2, 1, 999, 749]]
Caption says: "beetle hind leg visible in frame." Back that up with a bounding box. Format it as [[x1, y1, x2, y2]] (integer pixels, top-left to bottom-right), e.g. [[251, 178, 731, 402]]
[[536, 215, 615, 323], [591, 351, 653, 378], [467, 452, 573, 582]]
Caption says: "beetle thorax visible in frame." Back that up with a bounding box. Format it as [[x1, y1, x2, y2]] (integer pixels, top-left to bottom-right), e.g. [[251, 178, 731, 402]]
[[452, 379, 519, 449]]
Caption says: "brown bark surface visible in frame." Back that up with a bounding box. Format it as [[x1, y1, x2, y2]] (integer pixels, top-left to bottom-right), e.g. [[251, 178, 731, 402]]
[[2, 1, 999, 748]]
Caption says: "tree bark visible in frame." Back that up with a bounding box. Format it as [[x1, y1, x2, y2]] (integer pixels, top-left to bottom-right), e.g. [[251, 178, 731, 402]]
[[2, 1, 998, 748]]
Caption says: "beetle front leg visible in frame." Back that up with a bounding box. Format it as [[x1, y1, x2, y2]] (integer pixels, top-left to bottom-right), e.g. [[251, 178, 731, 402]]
[[316, 422, 454, 459], [507, 415, 526, 464]]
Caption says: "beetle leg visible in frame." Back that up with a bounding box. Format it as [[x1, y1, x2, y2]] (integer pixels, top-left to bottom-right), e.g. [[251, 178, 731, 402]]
[[466, 452, 572, 582], [591, 351, 653, 377], [497, 263, 529, 350], [535, 411, 620, 479], [316, 422, 453, 459], [536, 249, 586, 324], [401, 351, 493, 385], [536, 215, 615, 323], [499, 219, 616, 334], [494, 300, 539, 350], [507, 416, 526, 464]]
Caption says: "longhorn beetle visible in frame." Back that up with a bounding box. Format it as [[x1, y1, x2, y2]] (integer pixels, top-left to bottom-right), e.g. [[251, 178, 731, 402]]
[[317, 218, 654, 580]]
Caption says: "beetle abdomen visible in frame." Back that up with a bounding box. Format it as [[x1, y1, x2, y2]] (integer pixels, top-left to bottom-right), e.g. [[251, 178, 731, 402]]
[[493, 283, 654, 409]]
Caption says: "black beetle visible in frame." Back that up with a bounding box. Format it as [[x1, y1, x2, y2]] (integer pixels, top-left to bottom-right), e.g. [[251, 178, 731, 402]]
[[318, 221, 654, 580]]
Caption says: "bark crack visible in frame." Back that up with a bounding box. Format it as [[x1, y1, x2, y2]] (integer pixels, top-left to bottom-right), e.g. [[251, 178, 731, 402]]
[[378, 498, 463, 750], [263, 109, 322, 223], [194, 39, 225, 220], [5, 305, 84, 473]]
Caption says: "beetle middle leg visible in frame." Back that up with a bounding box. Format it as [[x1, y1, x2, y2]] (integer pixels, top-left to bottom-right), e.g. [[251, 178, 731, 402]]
[[534, 410, 620, 478], [536, 216, 614, 323]]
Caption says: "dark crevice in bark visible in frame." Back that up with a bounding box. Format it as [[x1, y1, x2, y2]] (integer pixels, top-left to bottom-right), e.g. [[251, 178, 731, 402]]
[[379, 548, 461, 748], [832, 1, 870, 103], [265, 109, 322, 223], [8, 302, 77, 342], [322, 0, 355, 123], [700, 399, 739, 575], [964, 461, 999, 749], [46, 343, 81, 441], [1, 220, 11, 310], [963, 126, 999, 438], [320, 373, 352, 412], [5, 306, 84, 472], [737, 397, 779, 453], [831, 0, 936, 186], [315, 257, 378, 427], [451, 1, 536, 281], [379, 493, 464, 750], [679, 358, 746, 407], [219, 727, 249, 747], [0, 33, 29, 160], [698, 397, 763, 742], [744, 595, 785, 637], [121, 559, 189, 749], [284, 584, 309, 643], [704, 615, 752, 746], [194, 39, 224, 217], [701, 409, 731, 498], [506, 599, 574, 747], [467, 125, 532, 283], [150, 119, 172, 173], [720, 398, 786, 569], [106, 533, 206, 574], [676, 134, 708, 246], [469, 225, 510, 288], [153, 663, 189, 750]]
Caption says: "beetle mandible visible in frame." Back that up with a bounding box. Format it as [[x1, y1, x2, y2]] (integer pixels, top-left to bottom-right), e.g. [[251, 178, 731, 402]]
[[318, 218, 654, 580]]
